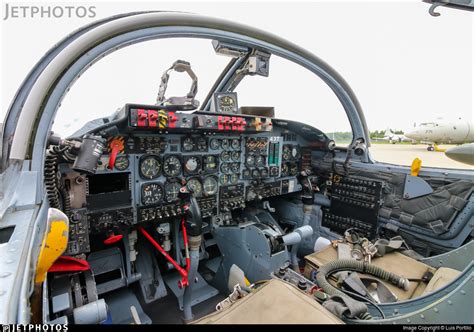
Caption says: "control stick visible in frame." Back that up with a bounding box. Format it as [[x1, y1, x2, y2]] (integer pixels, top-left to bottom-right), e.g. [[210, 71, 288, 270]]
[[290, 169, 316, 270], [179, 183, 203, 323]]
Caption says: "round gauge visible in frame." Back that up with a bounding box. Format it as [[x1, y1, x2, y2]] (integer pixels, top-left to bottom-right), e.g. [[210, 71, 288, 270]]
[[182, 137, 194, 152], [269, 166, 279, 177], [165, 181, 181, 202], [203, 176, 218, 196], [115, 155, 129, 171], [220, 151, 230, 162], [255, 155, 265, 166], [245, 155, 255, 167], [291, 145, 301, 160], [281, 163, 289, 176], [231, 151, 241, 162], [289, 163, 299, 176], [163, 155, 182, 177], [203, 155, 218, 172], [184, 156, 201, 174], [242, 168, 251, 179], [221, 139, 230, 150], [196, 137, 208, 152], [220, 163, 230, 174], [139, 155, 161, 179], [252, 169, 260, 179], [231, 139, 240, 150], [282, 145, 291, 161], [231, 163, 240, 173], [218, 95, 236, 113], [230, 173, 239, 184], [210, 138, 220, 150], [186, 178, 203, 198], [141, 183, 164, 206], [260, 167, 269, 178], [220, 174, 229, 185]]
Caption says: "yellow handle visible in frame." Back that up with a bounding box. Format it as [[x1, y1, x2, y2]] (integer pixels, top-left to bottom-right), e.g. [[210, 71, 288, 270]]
[[35, 214, 69, 284], [410, 158, 422, 176]]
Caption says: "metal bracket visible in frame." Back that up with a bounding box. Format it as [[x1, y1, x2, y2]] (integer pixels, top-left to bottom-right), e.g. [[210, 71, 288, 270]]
[[215, 284, 248, 311], [156, 60, 199, 110]]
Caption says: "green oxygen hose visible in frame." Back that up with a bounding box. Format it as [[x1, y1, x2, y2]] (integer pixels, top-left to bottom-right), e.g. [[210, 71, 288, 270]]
[[316, 259, 410, 298]]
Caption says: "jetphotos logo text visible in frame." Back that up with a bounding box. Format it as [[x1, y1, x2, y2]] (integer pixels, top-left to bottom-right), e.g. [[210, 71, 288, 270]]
[[3, 3, 97, 20]]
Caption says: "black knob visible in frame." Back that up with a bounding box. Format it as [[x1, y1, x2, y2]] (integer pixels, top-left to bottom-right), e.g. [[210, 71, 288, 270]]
[[297, 279, 307, 290]]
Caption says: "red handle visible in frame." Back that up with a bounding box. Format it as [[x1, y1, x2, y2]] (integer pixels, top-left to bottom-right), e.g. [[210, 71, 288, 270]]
[[104, 234, 123, 244], [108, 139, 124, 170], [138, 226, 189, 287]]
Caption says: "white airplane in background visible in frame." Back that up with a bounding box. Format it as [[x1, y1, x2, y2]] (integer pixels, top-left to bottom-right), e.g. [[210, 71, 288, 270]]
[[382, 128, 411, 144], [405, 117, 474, 151]]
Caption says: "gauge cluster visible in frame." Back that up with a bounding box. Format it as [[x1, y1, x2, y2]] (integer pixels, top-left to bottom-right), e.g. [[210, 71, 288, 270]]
[[64, 127, 305, 241]]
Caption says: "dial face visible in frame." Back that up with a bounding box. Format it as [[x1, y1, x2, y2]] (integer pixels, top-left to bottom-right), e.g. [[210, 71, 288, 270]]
[[242, 168, 251, 179], [255, 155, 265, 166], [230, 173, 239, 184], [220, 174, 229, 185], [269, 166, 279, 177], [260, 167, 269, 178], [139, 155, 161, 179], [141, 183, 164, 206], [182, 137, 194, 152], [163, 155, 182, 177], [231, 163, 240, 173], [221, 139, 230, 150], [281, 163, 289, 176], [231, 139, 240, 150], [184, 156, 201, 174], [186, 178, 203, 198], [210, 138, 220, 150], [289, 163, 299, 176], [252, 169, 260, 179], [220, 163, 230, 174], [165, 181, 181, 202], [245, 155, 255, 167], [231, 151, 241, 162], [196, 137, 208, 152], [203, 176, 218, 196], [220, 151, 230, 162], [115, 155, 129, 171], [203, 155, 218, 172], [291, 145, 301, 159], [282, 145, 291, 161], [218, 95, 237, 113]]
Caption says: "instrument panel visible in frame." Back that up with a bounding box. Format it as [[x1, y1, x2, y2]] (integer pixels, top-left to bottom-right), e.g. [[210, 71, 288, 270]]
[[62, 103, 315, 255]]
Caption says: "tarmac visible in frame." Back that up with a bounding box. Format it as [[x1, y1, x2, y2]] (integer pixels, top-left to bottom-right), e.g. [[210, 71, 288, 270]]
[[368, 144, 473, 170]]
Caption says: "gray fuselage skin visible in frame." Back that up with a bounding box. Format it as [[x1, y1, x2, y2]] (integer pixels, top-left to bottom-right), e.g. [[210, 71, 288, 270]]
[[405, 118, 474, 144]]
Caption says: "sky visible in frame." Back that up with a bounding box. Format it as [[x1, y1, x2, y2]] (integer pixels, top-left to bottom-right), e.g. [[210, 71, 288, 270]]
[[1, 0, 472, 136]]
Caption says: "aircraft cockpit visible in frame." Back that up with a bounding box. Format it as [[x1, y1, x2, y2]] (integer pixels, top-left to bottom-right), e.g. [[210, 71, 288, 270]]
[[1, 12, 472, 325]]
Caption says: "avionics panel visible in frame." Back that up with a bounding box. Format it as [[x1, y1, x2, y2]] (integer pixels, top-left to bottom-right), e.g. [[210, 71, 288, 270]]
[[322, 175, 383, 238]]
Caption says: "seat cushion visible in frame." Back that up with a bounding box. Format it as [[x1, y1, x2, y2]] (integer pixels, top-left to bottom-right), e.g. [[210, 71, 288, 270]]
[[194, 279, 343, 324]]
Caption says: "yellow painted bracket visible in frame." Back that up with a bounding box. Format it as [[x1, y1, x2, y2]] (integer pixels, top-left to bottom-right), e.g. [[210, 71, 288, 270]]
[[35, 209, 69, 284], [410, 158, 422, 176]]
